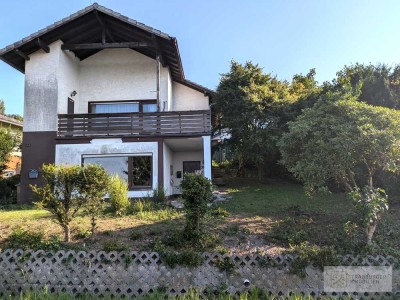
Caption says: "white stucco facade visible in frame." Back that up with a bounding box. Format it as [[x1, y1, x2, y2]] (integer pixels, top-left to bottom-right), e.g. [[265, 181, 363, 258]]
[[23, 40, 212, 197], [173, 82, 209, 111], [24, 41, 209, 133], [55, 139, 158, 198]]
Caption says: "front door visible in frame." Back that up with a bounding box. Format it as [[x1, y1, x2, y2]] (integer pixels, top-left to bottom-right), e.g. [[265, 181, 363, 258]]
[[183, 161, 201, 175]]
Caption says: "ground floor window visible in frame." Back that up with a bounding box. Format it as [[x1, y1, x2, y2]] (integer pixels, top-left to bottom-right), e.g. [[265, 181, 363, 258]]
[[82, 154, 152, 190]]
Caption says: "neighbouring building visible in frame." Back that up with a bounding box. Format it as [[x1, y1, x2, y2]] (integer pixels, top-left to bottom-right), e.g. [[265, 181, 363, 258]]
[[0, 114, 22, 178], [0, 3, 213, 202]]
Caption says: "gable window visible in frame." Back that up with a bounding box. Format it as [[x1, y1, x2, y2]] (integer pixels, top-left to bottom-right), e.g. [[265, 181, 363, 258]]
[[82, 154, 153, 190], [89, 101, 157, 113]]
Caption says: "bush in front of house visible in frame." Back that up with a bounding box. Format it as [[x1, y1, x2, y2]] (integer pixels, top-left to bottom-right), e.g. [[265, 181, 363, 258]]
[[180, 173, 213, 241], [150, 185, 167, 206], [32, 164, 110, 242], [108, 175, 130, 216], [80, 164, 111, 237], [0, 174, 20, 205], [7, 227, 62, 251]]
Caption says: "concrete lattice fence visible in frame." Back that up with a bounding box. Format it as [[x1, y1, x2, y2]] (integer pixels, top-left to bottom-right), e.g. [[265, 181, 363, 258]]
[[0, 249, 399, 298]]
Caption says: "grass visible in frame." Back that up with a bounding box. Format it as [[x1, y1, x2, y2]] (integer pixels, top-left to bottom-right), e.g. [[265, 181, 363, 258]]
[[220, 181, 351, 216], [0, 179, 399, 256], [0, 289, 337, 300]]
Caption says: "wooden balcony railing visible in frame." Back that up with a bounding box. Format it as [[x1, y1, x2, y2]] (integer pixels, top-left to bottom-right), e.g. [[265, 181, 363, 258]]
[[57, 110, 211, 138]]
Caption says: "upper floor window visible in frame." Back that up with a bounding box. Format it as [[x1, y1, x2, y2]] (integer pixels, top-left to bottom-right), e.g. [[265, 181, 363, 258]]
[[89, 101, 157, 113]]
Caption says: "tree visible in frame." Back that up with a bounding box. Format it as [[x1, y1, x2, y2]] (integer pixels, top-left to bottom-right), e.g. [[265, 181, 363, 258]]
[[7, 114, 23, 122], [181, 174, 213, 241], [213, 61, 299, 179], [0, 100, 5, 115], [333, 63, 400, 109], [80, 164, 110, 236], [32, 164, 87, 242], [278, 92, 400, 244], [0, 129, 16, 174], [32, 164, 111, 242]]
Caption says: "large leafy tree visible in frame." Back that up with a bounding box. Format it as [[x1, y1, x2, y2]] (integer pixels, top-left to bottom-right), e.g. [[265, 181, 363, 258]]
[[213, 61, 318, 179], [279, 92, 400, 244], [333, 63, 400, 109]]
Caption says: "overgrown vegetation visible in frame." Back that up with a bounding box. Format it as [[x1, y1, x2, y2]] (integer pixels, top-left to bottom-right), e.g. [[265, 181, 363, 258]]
[[7, 227, 62, 251], [279, 96, 400, 245], [0, 175, 20, 205], [32, 164, 110, 242], [0, 128, 17, 174], [108, 176, 130, 216], [80, 164, 110, 237], [0, 288, 336, 300], [181, 174, 213, 241]]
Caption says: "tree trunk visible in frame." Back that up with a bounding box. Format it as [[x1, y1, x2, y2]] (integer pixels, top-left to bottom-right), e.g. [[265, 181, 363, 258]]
[[91, 215, 97, 237], [257, 163, 263, 182], [366, 223, 377, 245], [237, 156, 245, 177], [368, 175, 374, 189], [63, 225, 71, 242]]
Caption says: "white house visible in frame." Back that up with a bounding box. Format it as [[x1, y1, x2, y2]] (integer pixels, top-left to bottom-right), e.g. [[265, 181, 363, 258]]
[[0, 3, 213, 202]]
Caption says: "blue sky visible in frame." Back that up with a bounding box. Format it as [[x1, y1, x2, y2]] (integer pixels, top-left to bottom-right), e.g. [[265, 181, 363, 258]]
[[1, 0, 400, 115]]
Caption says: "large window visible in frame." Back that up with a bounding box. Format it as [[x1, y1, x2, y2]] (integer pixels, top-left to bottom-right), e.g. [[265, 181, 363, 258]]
[[82, 154, 152, 190], [89, 101, 157, 113], [128, 156, 152, 188]]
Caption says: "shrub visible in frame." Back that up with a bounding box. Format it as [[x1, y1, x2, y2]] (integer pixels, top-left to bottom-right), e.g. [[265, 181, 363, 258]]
[[32, 164, 87, 242], [289, 242, 340, 277], [180, 174, 213, 240], [102, 239, 128, 252], [108, 175, 130, 216], [150, 185, 167, 205], [80, 164, 110, 237], [7, 227, 62, 250], [349, 186, 389, 245], [130, 198, 153, 214], [161, 249, 204, 268], [32, 164, 110, 242], [72, 226, 92, 240], [0, 174, 20, 205]]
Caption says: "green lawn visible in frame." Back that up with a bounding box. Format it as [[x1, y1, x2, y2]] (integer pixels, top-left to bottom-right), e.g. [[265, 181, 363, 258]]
[[220, 180, 351, 216], [0, 181, 399, 256]]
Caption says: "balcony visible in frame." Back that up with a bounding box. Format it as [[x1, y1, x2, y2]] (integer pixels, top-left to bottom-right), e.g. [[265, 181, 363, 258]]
[[57, 110, 211, 138]]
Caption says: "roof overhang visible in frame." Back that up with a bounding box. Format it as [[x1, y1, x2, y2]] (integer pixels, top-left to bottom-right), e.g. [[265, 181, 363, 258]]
[[0, 3, 214, 97]]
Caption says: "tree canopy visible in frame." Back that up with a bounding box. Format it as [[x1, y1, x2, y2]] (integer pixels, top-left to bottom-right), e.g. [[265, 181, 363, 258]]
[[279, 94, 400, 194], [332, 63, 400, 109], [212, 61, 319, 178]]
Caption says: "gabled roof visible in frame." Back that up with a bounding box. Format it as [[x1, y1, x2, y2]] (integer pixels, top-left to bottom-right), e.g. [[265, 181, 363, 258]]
[[0, 3, 214, 96]]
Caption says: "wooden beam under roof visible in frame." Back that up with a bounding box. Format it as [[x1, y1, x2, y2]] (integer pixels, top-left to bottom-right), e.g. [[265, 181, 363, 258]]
[[94, 10, 115, 43], [152, 34, 166, 68], [61, 42, 152, 50], [36, 38, 50, 53], [14, 49, 30, 61]]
